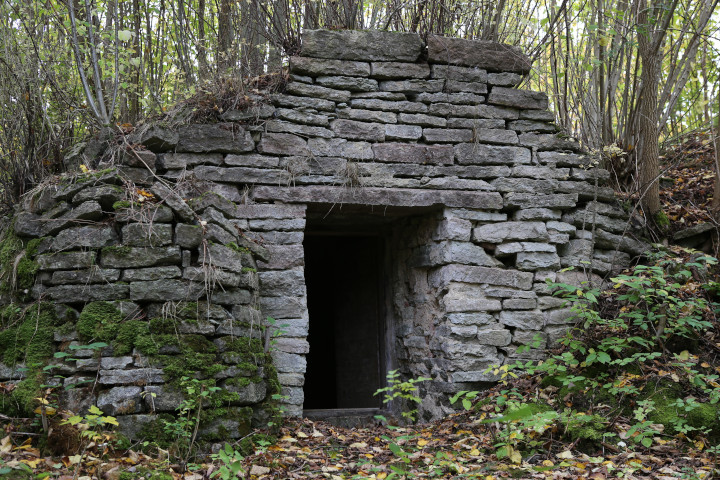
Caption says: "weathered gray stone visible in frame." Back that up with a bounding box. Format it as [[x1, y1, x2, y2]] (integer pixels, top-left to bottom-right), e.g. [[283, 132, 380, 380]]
[[302, 30, 423, 62], [545, 308, 576, 325], [257, 132, 310, 156], [433, 217, 472, 241], [337, 108, 397, 123], [101, 246, 180, 268], [472, 128, 519, 145], [183, 266, 246, 288], [447, 209, 507, 221], [96, 386, 143, 415], [488, 87, 548, 110], [516, 252, 561, 271], [43, 201, 104, 235], [99, 368, 164, 385], [385, 124, 422, 140], [504, 193, 578, 210], [537, 151, 589, 167], [371, 62, 430, 79], [274, 108, 329, 127], [373, 143, 453, 164], [398, 113, 446, 127], [423, 128, 473, 143], [121, 266, 182, 282], [594, 229, 648, 256], [37, 251, 96, 271], [290, 56, 371, 77], [513, 208, 561, 221], [473, 222, 548, 243], [271, 351, 307, 374], [331, 119, 385, 141], [350, 98, 427, 113], [509, 120, 557, 133], [352, 91, 407, 100], [431, 64, 487, 82], [177, 124, 254, 153], [278, 373, 305, 386], [496, 242, 556, 256], [130, 279, 203, 301], [428, 103, 518, 119], [223, 380, 267, 405], [266, 120, 334, 139], [207, 243, 246, 272], [137, 125, 178, 152], [488, 72, 522, 86], [491, 178, 558, 194], [416, 92, 486, 105], [72, 185, 125, 208], [451, 371, 501, 383], [476, 326, 512, 346], [519, 133, 581, 151], [379, 79, 444, 93], [273, 337, 310, 355], [429, 264, 534, 289], [272, 94, 336, 112], [150, 183, 195, 222], [499, 310, 544, 329], [512, 165, 570, 179], [259, 270, 306, 297], [445, 80, 487, 94], [161, 153, 223, 169], [285, 82, 351, 103], [450, 324, 478, 337], [520, 109, 555, 121], [504, 298, 538, 309], [257, 245, 304, 270], [427, 36, 531, 73], [443, 284, 502, 312], [260, 296, 307, 319], [41, 284, 128, 302], [249, 218, 306, 231], [308, 138, 374, 159], [412, 241, 498, 267], [563, 210, 628, 233], [455, 144, 530, 165], [446, 312, 494, 326], [316, 76, 379, 92], [220, 103, 276, 122], [50, 225, 118, 251], [122, 223, 172, 247], [50, 268, 120, 285]]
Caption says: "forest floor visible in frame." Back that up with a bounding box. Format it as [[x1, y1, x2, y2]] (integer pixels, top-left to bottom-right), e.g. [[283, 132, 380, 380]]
[[3, 135, 720, 479]]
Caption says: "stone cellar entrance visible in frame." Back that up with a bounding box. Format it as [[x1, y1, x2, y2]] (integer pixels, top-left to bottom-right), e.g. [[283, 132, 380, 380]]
[[302, 216, 389, 414]]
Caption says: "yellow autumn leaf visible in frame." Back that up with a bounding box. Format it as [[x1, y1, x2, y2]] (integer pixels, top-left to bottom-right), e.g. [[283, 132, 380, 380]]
[[79, 164, 90, 173], [469, 448, 480, 456], [417, 439, 428, 447], [297, 431, 308, 438], [377, 473, 387, 480]]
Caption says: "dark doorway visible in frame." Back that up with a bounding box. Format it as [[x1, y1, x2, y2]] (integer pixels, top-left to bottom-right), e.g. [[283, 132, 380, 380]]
[[303, 234, 384, 409]]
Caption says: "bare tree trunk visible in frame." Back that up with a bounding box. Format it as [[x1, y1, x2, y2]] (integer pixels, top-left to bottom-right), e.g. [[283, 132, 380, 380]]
[[218, 0, 234, 73], [197, 0, 209, 80]]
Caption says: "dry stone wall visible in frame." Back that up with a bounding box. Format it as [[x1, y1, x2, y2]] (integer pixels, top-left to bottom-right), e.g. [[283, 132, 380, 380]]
[[0, 29, 646, 426]]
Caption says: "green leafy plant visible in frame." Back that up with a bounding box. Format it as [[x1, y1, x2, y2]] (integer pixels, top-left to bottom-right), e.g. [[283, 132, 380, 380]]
[[210, 443, 245, 480], [374, 370, 430, 423], [449, 390, 479, 411]]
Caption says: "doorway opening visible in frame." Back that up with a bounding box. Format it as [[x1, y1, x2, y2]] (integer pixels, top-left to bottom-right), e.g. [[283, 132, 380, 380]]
[[303, 233, 386, 411]]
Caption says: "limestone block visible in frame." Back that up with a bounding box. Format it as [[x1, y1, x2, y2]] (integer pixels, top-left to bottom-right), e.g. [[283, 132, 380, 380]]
[[473, 221, 548, 243], [316, 75, 379, 92], [491, 178, 558, 194], [122, 223, 172, 247], [430, 264, 533, 289], [121, 266, 182, 282], [259, 270, 306, 297], [433, 217, 472, 241], [446, 209, 507, 222], [219, 104, 276, 122], [130, 279, 204, 302], [594, 229, 648, 256], [161, 153, 223, 169], [302, 30, 423, 62], [385, 124, 422, 141], [570, 167, 611, 183], [308, 138, 374, 159], [371, 62, 430, 79], [428, 103, 518, 119], [472, 129, 519, 145], [488, 87, 548, 110], [545, 325, 571, 346], [72, 185, 124, 208], [431, 64, 487, 82], [516, 252, 561, 271], [427, 36, 531, 73], [412, 241, 498, 267], [508, 120, 557, 133], [222, 380, 267, 405], [513, 330, 548, 348], [337, 108, 397, 124], [398, 113, 446, 127], [446, 312, 494, 326], [519, 133, 581, 152], [37, 251, 97, 271], [266, 120, 334, 139], [210, 288, 254, 305], [504, 193, 578, 210], [272, 94, 336, 112], [98, 368, 164, 385], [257, 132, 310, 157], [503, 298, 538, 310], [488, 72, 523, 86], [289, 56, 371, 77], [285, 82, 351, 103], [447, 118, 505, 129], [495, 242, 556, 256], [50, 268, 120, 285], [46, 201, 104, 236], [416, 92, 486, 105], [537, 296, 565, 310], [273, 337, 310, 354], [271, 351, 307, 374], [443, 283, 502, 312], [96, 386, 143, 416], [455, 144, 530, 165], [278, 373, 305, 386], [499, 310, 544, 330], [450, 325, 478, 337], [423, 128, 473, 143], [513, 208, 562, 221], [138, 125, 178, 152], [143, 385, 185, 412], [563, 211, 628, 233], [352, 91, 407, 100], [257, 245, 305, 270], [260, 296, 307, 319], [271, 317, 309, 337], [373, 143, 453, 164], [101, 246, 181, 268], [173, 224, 202, 249], [544, 308, 576, 325], [150, 183, 195, 222], [476, 326, 512, 346], [177, 124, 254, 154], [445, 80, 487, 94], [451, 371, 501, 383], [379, 79, 444, 93], [350, 98, 427, 113], [556, 182, 616, 202], [331, 119, 385, 142], [274, 108, 329, 127]]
